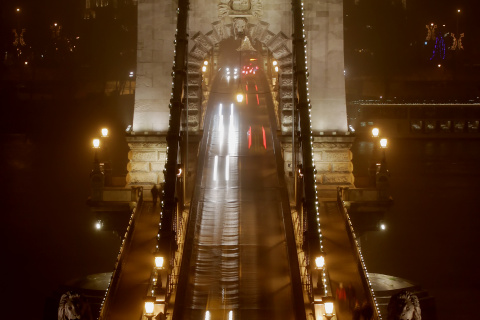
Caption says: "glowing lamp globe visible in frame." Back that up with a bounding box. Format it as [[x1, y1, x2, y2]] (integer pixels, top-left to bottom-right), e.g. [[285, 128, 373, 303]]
[[380, 138, 388, 148], [315, 256, 325, 269], [144, 296, 156, 315], [236, 93, 243, 103], [322, 296, 335, 315], [155, 255, 164, 269]]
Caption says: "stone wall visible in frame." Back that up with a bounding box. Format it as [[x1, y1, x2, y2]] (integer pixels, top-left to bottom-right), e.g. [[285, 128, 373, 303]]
[[312, 135, 355, 198], [126, 135, 167, 189]]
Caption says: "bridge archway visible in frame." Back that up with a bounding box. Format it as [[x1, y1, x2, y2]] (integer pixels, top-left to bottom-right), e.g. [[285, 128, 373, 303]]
[[186, 20, 294, 133]]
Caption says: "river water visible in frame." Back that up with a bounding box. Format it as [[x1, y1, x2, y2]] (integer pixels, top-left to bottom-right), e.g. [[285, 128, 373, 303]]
[[352, 137, 480, 320], [3, 92, 479, 319]]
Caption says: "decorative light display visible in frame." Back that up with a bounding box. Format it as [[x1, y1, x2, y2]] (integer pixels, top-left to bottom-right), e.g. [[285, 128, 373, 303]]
[[449, 33, 465, 50], [425, 24, 437, 41], [429, 35, 446, 61]]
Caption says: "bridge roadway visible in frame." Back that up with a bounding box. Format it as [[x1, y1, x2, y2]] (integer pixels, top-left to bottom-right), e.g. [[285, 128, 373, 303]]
[[175, 68, 299, 319], [102, 67, 373, 319]]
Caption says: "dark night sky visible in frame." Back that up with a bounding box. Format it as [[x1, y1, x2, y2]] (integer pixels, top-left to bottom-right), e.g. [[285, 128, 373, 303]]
[[2, 1, 480, 319]]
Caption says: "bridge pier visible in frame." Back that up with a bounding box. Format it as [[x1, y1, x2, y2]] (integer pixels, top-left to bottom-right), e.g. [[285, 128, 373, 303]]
[[126, 134, 167, 196], [312, 135, 355, 199]]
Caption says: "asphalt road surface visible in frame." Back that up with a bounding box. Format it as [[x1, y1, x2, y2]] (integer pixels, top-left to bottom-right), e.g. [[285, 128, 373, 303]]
[[179, 68, 297, 320]]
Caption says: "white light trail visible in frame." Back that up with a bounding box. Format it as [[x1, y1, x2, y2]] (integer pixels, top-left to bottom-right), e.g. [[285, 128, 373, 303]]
[[213, 155, 218, 181], [219, 114, 224, 151]]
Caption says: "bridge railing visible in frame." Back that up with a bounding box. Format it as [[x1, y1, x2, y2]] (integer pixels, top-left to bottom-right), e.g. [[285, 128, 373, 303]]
[[97, 187, 143, 320], [337, 187, 383, 319], [146, 0, 190, 317]]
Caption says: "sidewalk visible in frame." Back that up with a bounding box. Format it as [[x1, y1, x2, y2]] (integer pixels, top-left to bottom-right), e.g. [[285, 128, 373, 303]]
[[320, 200, 369, 320]]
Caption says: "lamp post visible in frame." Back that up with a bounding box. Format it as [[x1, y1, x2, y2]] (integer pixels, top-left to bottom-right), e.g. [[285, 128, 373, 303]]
[[93, 138, 100, 149], [90, 138, 104, 201], [99, 128, 112, 186], [456, 9, 461, 40], [322, 296, 335, 320], [377, 138, 390, 200], [154, 251, 168, 298], [379, 138, 388, 163], [313, 253, 325, 289], [236, 50, 244, 103], [144, 296, 156, 320], [368, 128, 380, 187]]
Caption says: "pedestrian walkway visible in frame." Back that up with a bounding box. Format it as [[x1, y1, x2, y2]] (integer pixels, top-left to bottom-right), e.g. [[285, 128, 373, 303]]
[[101, 202, 160, 320], [320, 200, 371, 320]]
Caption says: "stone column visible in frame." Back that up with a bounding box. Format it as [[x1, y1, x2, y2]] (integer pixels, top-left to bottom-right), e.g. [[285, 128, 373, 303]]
[[133, 0, 177, 133], [305, 0, 348, 132]]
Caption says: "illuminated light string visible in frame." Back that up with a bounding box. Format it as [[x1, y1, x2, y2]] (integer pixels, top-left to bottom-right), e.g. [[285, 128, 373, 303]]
[[430, 35, 446, 61], [298, 0, 328, 297], [97, 206, 138, 318], [341, 200, 382, 319]]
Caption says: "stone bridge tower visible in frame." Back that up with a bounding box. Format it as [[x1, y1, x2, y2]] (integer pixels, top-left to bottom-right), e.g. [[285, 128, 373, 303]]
[[126, 0, 354, 195]]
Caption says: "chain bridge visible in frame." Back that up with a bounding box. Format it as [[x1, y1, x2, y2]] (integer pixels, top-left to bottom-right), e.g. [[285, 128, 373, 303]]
[[90, 1, 392, 319]]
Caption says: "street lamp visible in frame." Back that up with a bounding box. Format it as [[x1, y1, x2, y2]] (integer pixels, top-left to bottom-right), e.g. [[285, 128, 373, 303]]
[[93, 138, 100, 149], [377, 138, 390, 199], [99, 128, 112, 186], [313, 253, 325, 291], [101, 128, 109, 137], [236, 93, 244, 103], [379, 138, 387, 149], [315, 255, 325, 269], [154, 253, 165, 269], [322, 296, 335, 320], [144, 296, 156, 320], [380, 138, 388, 164], [456, 9, 461, 45], [369, 128, 380, 186]]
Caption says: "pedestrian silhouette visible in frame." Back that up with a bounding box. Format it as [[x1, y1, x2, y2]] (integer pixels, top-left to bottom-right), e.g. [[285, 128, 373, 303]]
[[346, 282, 357, 311], [352, 300, 362, 320], [361, 301, 374, 320], [336, 282, 347, 310], [151, 184, 159, 206]]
